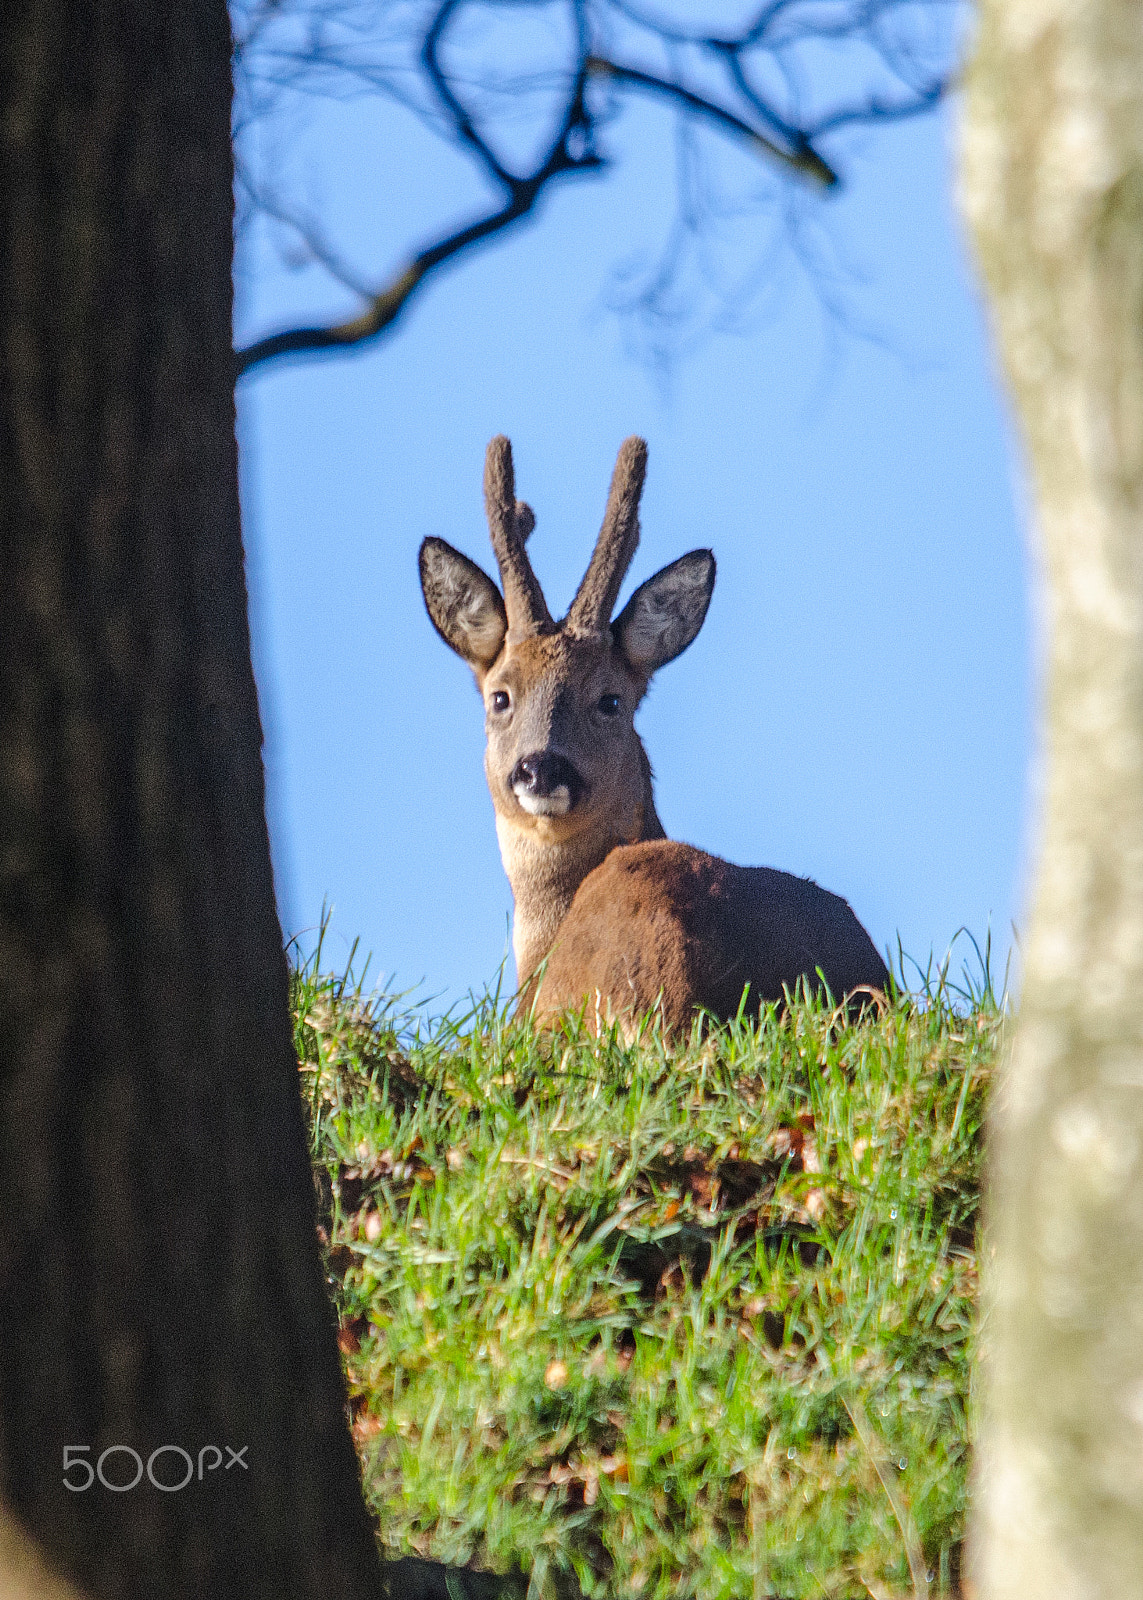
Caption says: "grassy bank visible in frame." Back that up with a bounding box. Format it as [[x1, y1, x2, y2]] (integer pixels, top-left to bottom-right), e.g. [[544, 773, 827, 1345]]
[[293, 963, 998, 1600]]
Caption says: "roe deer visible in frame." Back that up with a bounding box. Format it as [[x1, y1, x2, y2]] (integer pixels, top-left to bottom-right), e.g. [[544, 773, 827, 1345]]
[[419, 436, 888, 1033]]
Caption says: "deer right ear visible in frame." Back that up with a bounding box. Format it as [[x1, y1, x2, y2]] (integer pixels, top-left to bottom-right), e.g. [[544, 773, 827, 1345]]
[[419, 537, 508, 668], [613, 549, 715, 674]]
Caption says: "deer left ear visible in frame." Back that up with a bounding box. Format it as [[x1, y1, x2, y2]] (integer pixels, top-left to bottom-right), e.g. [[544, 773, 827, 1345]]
[[613, 549, 715, 673], [419, 537, 508, 668]]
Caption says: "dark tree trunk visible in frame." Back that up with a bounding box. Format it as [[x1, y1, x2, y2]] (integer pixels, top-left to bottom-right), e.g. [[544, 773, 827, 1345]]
[[0, 3, 384, 1595]]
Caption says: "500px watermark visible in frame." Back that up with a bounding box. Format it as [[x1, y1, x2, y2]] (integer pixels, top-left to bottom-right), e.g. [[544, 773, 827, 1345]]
[[63, 1444, 249, 1492]]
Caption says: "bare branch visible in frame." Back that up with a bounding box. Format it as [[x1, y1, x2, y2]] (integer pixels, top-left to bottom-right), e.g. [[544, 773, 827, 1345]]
[[235, 165, 376, 297], [237, 0, 605, 375], [422, 0, 516, 190], [233, 0, 962, 377], [235, 189, 543, 376], [811, 78, 948, 136], [585, 56, 838, 189]]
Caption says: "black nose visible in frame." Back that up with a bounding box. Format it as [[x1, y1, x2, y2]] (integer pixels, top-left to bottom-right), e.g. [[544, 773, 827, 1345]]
[[510, 752, 585, 805]]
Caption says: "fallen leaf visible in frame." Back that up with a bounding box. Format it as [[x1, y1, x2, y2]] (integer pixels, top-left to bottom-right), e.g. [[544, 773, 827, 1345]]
[[337, 1316, 364, 1355], [805, 1188, 827, 1223], [687, 1171, 713, 1204], [765, 1123, 821, 1173], [657, 1260, 689, 1298], [352, 1411, 384, 1444]]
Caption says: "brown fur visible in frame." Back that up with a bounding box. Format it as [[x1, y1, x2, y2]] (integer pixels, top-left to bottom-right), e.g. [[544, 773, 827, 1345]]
[[529, 840, 889, 1033], [481, 628, 667, 982]]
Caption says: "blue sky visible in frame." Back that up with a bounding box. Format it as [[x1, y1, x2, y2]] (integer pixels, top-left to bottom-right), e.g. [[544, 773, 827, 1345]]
[[233, 58, 1031, 1011]]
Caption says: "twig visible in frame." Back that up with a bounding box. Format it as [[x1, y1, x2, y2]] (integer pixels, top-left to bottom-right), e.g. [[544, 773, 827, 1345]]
[[235, 192, 540, 375], [235, 169, 375, 298], [585, 57, 838, 188]]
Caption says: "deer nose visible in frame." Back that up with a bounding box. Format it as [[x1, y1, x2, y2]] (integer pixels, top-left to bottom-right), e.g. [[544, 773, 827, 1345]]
[[510, 753, 585, 815]]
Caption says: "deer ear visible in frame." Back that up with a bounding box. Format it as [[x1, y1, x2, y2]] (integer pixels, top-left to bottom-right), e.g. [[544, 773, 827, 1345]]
[[613, 549, 715, 673], [419, 537, 508, 668]]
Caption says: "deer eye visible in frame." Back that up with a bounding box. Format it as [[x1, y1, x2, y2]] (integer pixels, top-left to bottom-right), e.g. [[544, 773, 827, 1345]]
[[598, 694, 622, 717], [490, 690, 510, 713]]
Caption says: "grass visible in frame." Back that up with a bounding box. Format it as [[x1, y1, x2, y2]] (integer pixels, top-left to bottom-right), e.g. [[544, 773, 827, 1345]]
[[292, 954, 999, 1600]]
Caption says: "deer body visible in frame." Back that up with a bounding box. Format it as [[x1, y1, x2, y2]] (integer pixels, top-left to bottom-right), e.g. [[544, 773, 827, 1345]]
[[420, 436, 887, 1031], [532, 840, 887, 1032]]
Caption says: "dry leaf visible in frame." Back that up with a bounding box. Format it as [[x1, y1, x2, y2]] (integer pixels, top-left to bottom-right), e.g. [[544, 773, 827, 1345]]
[[352, 1411, 384, 1444], [688, 1171, 713, 1204], [337, 1316, 364, 1355]]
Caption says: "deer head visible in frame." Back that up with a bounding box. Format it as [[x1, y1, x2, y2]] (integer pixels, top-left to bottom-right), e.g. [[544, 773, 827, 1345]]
[[419, 436, 715, 984]]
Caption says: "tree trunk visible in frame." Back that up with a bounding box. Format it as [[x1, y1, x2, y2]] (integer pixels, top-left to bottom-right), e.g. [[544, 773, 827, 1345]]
[[0, 3, 384, 1595], [961, 4, 1143, 1595]]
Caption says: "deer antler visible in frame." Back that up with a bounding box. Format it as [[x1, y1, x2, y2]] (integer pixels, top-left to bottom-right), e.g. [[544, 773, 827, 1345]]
[[565, 437, 648, 637], [484, 437, 552, 638]]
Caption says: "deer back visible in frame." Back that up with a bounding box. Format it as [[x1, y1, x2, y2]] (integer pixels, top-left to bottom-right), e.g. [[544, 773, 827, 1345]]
[[530, 840, 890, 1034]]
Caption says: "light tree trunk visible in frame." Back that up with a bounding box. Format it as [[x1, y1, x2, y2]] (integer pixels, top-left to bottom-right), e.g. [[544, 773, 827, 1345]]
[[0, 3, 385, 1595], [961, 4, 1143, 1596]]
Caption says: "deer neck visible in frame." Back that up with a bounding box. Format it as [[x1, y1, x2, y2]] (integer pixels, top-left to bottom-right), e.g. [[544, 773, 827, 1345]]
[[498, 742, 665, 988]]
